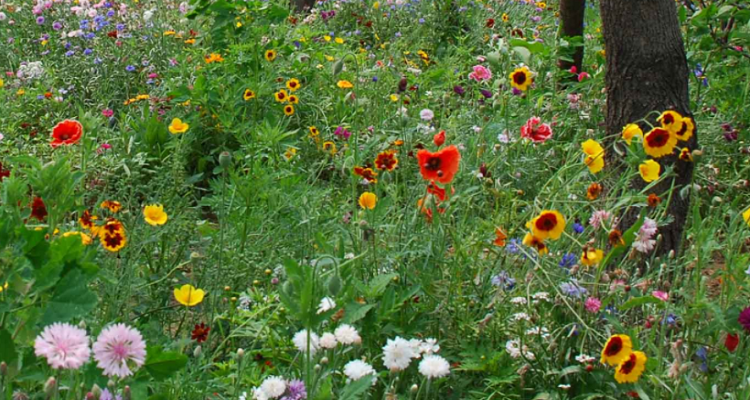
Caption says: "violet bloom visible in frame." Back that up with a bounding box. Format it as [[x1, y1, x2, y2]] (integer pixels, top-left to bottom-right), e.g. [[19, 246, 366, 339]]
[[560, 279, 588, 298], [738, 306, 750, 333], [36, 16, 45, 25], [281, 380, 307, 400], [334, 126, 351, 140], [100, 389, 122, 400], [92, 323, 147, 378], [53, 21, 63, 30], [453, 85, 465, 96], [480, 89, 493, 99], [34, 323, 91, 370]]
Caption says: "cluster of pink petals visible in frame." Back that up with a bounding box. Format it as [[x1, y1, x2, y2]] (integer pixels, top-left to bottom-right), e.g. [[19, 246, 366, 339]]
[[34, 323, 91, 370], [93, 323, 147, 378], [633, 218, 658, 253], [584, 297, 602, 313], [520, 117, 553, 143], [588, 210, 611, 230], [468, 65, 492, 82]]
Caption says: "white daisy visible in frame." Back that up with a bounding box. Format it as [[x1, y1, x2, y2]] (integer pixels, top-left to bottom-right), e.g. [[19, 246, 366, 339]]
[[418, 355, 450, 379]]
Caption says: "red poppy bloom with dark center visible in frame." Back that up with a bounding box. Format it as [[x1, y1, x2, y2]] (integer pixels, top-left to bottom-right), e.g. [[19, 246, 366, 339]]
[[191, 323, 210, 343], [50, 120, 83, 148], [416, 145, 461, 184], [30, 197, 48, 221], [0, 162, 10, 182]]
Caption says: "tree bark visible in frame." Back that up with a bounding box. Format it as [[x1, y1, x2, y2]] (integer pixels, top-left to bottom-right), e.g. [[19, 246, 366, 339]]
[[600, 0, 697, 254], [558, 0, 586, 73], [293, 0, 315, 12]]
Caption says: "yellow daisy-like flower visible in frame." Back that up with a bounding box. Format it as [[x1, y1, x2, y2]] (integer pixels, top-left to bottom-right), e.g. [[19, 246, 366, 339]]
[[639, 160, 661, 183], [527, 210, 566, 241], [99, 220, 127, 252], [0, 79, 4, 89], [309, 126, 320, 137], [169, 118, 189, 134], [580, 248, 604, 267], [174, 284, 205, 307], [0, 282, 8, 293], [358, 192, 378, 210], [622, 124, 643, 145], [657, 110, 683, 133], [337, 80, 354, 89], [335, 37, 344, 44], [679, 147, 693, 162], [643, 128, 677, 158], [581, 139, 605, 174], [522, 232, 549, 255], [502, 13, 510, 22], [204, 53, 224, 64], [265, 49, 277, 62], [288, 94, 299, 104], [323, 141, 337, 155], [284, 147, 297, 161], [390, 94, 399, 102], [674, 115, 695, 142], [743, 207, 750, 227], [614, 351, 647, 384], [164, 30, 176, 36], [62, 231, 93, 246], [324, 35, 332, 42], [243, 89, 256, 101], [143, 204, 168, 226], [100, 200, 122, 213], [274, 90, 288, 103], [600, 334, 633, 366], [286, 78, 301, 92], [283, 105, 295, 116], [509, 66, 533, 91]]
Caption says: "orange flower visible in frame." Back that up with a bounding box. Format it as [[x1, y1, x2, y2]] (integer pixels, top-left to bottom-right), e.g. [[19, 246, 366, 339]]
[[374, 150, 398, 171], [647, 193, 661, 208], [353, 166, 378, 183], [416, 145, 461, 184], [78, 210, 98, 230], [100, 200, 122, 213], [493, 227, 507, 246], [50, 120, 83, 148], [99, 219, 127, 252], [587, 183, 603, 200]]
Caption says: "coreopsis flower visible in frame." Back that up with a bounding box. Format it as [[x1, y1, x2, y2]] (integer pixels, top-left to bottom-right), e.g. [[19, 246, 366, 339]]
[[34, 323, 91, 370], [520, 117, 553, 143], [679, 147, 693, 162], [337, 80, 354, 89], [292, 330, 320, 355], [100, 200, 121, 213], [374, 150, 398, 171], [416, 145, 461, 184], [419, 355, 450, 379], [608, 229, 625, 247], [284, 148, 297, 161], [143, 204, 168, 226], [79, 210, 98, 230], [191, 323, 210, 343], [100, 219, 126, 252], [639, 160, 661, 182], [30, 196, 48, 221], [522, 233, 548, 255], [587, 183, 603, 200], [168, 118, 189, 134], [287, 95, 299, 104], [527, 210, 566, 240], [204, 53, 224, 63], [92, 324, 147, 378], [493, 227, 507, 246], [344, 360, 377, 384], [643, 128, 676, 158], [264, 50, 277, 62], [286, 78, 301, 92], [274, 90, 288, 103], [614, 351, 647, 384], [50, 120, 83, 147], [322, 141, 337, 155], [283, 105, 295, 116], [580, 248, 604, 266], [358, 192, 377, 210], [601, 334, 633, 366], [744, 207, 750, 227], [174, 284, 205, 306], [674, 116, 695, 141], [309, 126, 320, 137], [581, 139, 605, 173], [243, 89, 256, 101], [657, 110, 683, 133], [382, 337, 417, 371], [353, 166, 378, 183], [509, 66, 533, 91], [0, 162, 10, 182]]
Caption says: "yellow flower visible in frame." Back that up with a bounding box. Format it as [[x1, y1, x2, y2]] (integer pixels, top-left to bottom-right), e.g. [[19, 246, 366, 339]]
[[274, 89, 289, 103], [358, 192, 378, 210], [325, 55, 335, 62], [581, 139, 605, 174], [639, 160, 660, 182], [527, 210, 566, 241], [323, 141, 337, 155], [236, 21, 243, 28], [324, 35, 332, 42], [284, 148, 297, 161], [204, 53, 224, 64], [622, 124, 643, 145], [657, 110, 683, 133], [169, 118, 189, 134], [184, 38, 196, 45], [283, 105, 295, 116], [309, 126, 320, 137], [502, 13, 509, 22], [286, 78, 301, 92], [601, 334, 633, 366], [265, 49, 277, 62], [0, 79, 3, 89], [643, 128, 677, 158], [143, 204, 168, 226], [743, 207, 750, 227], [522, 232, 549, 255], [62, 231, 93, 245], [373, 1, 379, 9], [99, 220, 127, 252], [17, 89, 25, 96], [0, 282, 8, 293], [243, 89, 256, 101], [288, 94, 299, 104], [337, 80, 354, 89], [674, 115, 695, 142], [390, 94, 399, 102], [509, 67, 533, 91], [614, 351, 647, 384], [173, 284, 205, 307], [335, 37, 344, 44], [580, 248, 604, 266], [164, 30, 176, 36]]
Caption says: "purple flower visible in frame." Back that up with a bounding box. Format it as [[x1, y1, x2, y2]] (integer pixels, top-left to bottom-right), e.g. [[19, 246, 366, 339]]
[[65, 50, 75, 57], [83, 49, 93, 56], [126, 65, 136, 72], [573, 222, 584, 234], [334, 126, 351, 140], [479, 89, 493, 99], [560, 279, 588, 298], [559, 253, 576, 269], [52, 21, 63, 30], [491, 271, 516, 290], [739, 307, 750, 333], [280, 380, 307, 400], [36, 16, 45, 25], [100, 389, 122, 400], [453, 85, 465, 96]]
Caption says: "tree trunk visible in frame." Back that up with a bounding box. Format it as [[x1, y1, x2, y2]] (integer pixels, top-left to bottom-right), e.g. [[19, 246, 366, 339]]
[[293, 0, 315, 12], [558, 0, 586, 74], [600, 0, 697, 254]]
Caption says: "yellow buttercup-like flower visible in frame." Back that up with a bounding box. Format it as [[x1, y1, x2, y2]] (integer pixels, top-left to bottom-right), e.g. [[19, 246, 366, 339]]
[[580, 248, 604, 267], [614, 351, 647, 384], [63, 231, 93, 246], [0, 79, 4, 89], [358, 192, 377, 210], [601, 334, 633, 366], [743, 207, 750, 227], [639, 160, 660, 183], [169, 118, 189, 134], [337, 80, 354, 89], [143, 204, 168, 226], [622, 124, 643, 145], [0, 282, 8, 293], [174, 284, 205, 307], [581, 139, 605, 174]]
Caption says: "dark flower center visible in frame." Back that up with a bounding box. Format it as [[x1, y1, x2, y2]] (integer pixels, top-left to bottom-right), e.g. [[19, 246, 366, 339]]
[[513, 72, 527, 85], [646, 129, 669, 147], [619, 353, 637, 374], [424, 156, 441, 171], [535, 214, 557, 231], [605, 337, 623, 356]]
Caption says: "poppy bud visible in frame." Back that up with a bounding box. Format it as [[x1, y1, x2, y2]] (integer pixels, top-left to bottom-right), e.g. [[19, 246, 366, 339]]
[[433, 130, 445, 147], [398, 77, 407, 93], [725, 333, 739, 352], [85, 393, 95, 400], [585, 364, 593, 372], [0, 362, 5, 376], [122, 386, 131, 400], [219, 151, 232, 168]]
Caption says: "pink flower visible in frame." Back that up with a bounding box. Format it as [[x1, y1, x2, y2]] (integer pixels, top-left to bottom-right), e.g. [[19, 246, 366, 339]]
[[468, 65, 492, 82], [519, 117, 553, 143], [588, 210, 611, 230], [93, 324, 147, 378], [652, 291, 669, 302], [633, 218, 657, 253], [577, 72, 590, 82], [584, 297, 601, 313], [102, 109, 114, 118], [34, 323, 91, 370]]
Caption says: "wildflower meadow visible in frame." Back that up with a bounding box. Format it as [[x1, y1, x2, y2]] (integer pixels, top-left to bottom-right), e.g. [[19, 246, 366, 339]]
[[1, 0, 750, 399]]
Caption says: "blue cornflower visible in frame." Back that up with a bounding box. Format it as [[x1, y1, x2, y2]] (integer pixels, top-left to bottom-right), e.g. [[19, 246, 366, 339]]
[[83, 49, 93, 56], [491, 271, 516, 291], [107, 10, 115, 18], [695, 346, 708, 372], [116, 23, 125, 31], [85, 32, 96, 40], [560, 279, 588, 298], [573, 222, 584, 234], [419, 18, 425, 24], [662, 312, 679, 326], [79, 19, 89, 30], [65, 50, 75, 57], [372, 76, 378, 82], [125, 65, 136, 72], [506, 238, 520, 254], [559, 253, 577, 269]]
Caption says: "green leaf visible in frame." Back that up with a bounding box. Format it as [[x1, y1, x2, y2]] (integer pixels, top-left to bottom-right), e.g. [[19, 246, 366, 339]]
[[0, 329, 17, 364], [342, 303, 375, 325], [41, 270, 98, 325], [339, 376, 373, 400], [619, 296, 665, 311], [367, 273, 397, 297], [601, 211, 645, 268], [313, 376, 333, 400], [512, 47, 531, 64], [145, 347, 188, 380]]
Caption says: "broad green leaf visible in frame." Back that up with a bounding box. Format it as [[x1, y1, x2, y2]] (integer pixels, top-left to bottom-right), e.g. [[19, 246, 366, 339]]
[[339, 376, 373, 400], [342, 303, 375, 325], [145, 347, 188, 380], [367, 273, 398, 297], [41, 270, 98, 325], [0, 329, 17, 364], [619, 296, 665, 311]]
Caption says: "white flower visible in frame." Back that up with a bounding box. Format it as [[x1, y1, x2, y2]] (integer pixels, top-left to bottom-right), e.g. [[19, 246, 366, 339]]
[[633, 218, 658, 254], [409, 339, 423, 358], [419, 338, 440, 355], [251, 387, 268, 400], [260, 376, 286, 399], [472, 125, 482, 133], [525, 326, 549, 338], [292, 330, 320, 355], [497, 133, 510, 143], [319, 333, 338, 349], [343, 360, 377, 384], [143, 9, 154, 21], [575, 354, 596, 364], [0, 12, 6, 21], [505, 339, 535, 360], [420, 109, 434, 121], [382, 337, 417, 371], [745, 265, 750, 276], [418, 355, 450, 379], [239, 391, 248, 400], [532, 292, 550, 302], [512, 312, 530, 322], [334, 324, 361, 346], [558, 384, 571, 390], [317, 297, 336, 314], [510, 297, 527, 305]]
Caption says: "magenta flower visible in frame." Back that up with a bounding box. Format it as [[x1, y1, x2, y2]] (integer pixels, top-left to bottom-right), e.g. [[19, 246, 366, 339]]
[[584, 297, 601, 313], [652, 291, 669, 302], [738, 307, 750, 333], [93, 323, 147, 378], [34, 322, 91, 370], [102, 109, 114, 118], [468, 65, 492, 82], [334, 126, 351, 140]]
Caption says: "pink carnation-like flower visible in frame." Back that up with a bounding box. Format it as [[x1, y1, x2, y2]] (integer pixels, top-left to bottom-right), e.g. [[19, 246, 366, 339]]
[[652, 290, 669, 302], [520, 117, 553, 143], [468, 65, 492, 82], [34, 322, 91, 370], [633, 218, 658, 253], [93, 323, 147, 378], [588, 210, 611, 230], [584, 297, 601, 313]]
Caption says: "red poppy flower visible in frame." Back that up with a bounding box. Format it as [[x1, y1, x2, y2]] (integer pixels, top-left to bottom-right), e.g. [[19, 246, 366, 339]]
[[191, 323, 210, 343], [433, 130, 445, 147], [107, 30, 118, 38], [30, 196, 48, 221], [725, 333, 739, 352], [486, 18, 495, 28], [416, 145, 461, 184], [50, 120, 83, 148], [520, 117, 553, 143]]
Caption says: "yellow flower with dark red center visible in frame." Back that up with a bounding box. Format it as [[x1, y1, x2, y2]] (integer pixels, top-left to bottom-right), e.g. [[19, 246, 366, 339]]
[[657, 110, 683, 133], [274, 90, 288, 103], [79, 210, 98, 230], [742, 207, 750, 226], [243, 89, 256, 101], [601, 334, 633, 366], [614, 351, 647, 384], [309, 126, 320, 137], [283, 105, 295, 116], [639, 160, 660, 183], [99, 220, 127, 252], [358, 192, 377, 210], [143, 204, 168, 226], [286, 78, 301, 92], [62, 231, 93, 245], [100, 200, 122, 213], [580, 248, 604, 266], [354, 166, 378, 183], [265, 49, 277, 62], [502, 13, 509, 22], [509, 66, 533, 91], [674, 115, 694, 141], [284, 148, 297, 161], [527, 210, 565, 241], [522, 233, 548, 255], [374, 150, 398, 171], [622, 123, 643, 145], [169, 118, 189, 134], [323, 141, 337, 155], [174, 284, 206, 307], [587, 183, 603, 200], [679, 147, 693, 162], [643, 128, 676, 158], [288, 94, 299, 104], [337, 80, 354, 89], [581, 139, 605, 174]]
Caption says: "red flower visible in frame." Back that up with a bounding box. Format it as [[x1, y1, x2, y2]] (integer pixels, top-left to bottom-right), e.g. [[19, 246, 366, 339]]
[[416, 145, 461, 184], [30, 196, 48, 221], [486, 18, 495, 28], [191, 323, 210, 343], [725, 333, 739, 352], [433, 130, 445, 147], [520, 117, 553, 143], [0, 162, 10, 182], [107, 30, 118, 38], [50, 120, 83, 148]]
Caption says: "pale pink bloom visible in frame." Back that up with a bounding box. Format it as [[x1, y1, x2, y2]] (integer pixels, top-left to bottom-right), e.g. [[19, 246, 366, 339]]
[[584, 297, 601, 313], [420, 109, 434, 121], [652, 291, 669, 302], [34, 323, 91, 370], [588, 210, 611, 230], [468, 65, 492, 82], [93, 324, 147, 378], [633, 218, 657, 253], [520, 117, 553, 143]]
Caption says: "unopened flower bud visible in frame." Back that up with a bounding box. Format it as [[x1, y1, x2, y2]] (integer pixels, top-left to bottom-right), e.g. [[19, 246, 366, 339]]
[[193, 345, 202, 358], [237, 348, 245, 360], [314, 364, 321, 372], [122, 386, 131, 400], [85, 393, 96, 400], [219, 151, 232, 168], [0, 361, 7, 376], [410, 384, 419, 393], [91, 384, 102, 400], [44, 377, 57, 396], [668, 250, 675, 259], [12, 391, 29, 400], [224, 286, 231, 291], [320, 357, 329, 364]]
